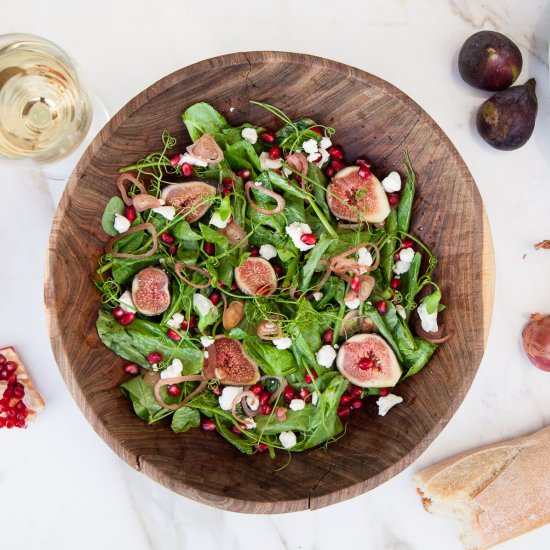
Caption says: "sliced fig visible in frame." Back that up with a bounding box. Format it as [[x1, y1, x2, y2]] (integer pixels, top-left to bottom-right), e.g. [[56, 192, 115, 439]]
[[161, 181, 215, 223], [336, 333, 401, 388], [131, 267, 170, 316], [234, 257, 277, 296], [209, 336, 260, 386], [326, 166, 390, 223]]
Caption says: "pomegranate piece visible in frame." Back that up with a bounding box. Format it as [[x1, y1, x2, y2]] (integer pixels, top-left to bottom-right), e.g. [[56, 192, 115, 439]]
[[261, 131, 276, 143], [201, 418, 216, 431], [123, 364, 140, 376]]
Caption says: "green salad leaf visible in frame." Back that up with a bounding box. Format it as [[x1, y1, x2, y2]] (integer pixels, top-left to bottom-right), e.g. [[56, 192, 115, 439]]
[[101, 196, 125, 237]]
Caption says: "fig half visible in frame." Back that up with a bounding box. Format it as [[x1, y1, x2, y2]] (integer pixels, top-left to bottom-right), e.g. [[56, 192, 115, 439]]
[[161, 181, 215, 223], [326, 166, 390, 223], [234, 257, 277, 296], [131, 267, 170, 316], [336, 333, 401, 388], [207, 336, 260, 385]]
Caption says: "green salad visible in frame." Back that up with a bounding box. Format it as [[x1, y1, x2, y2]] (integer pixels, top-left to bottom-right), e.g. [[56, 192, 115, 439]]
[[94, 101, 447, 457]]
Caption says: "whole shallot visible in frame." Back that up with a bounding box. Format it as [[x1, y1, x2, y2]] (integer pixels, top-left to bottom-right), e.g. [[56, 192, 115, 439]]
[[522, 313, 550, 372]]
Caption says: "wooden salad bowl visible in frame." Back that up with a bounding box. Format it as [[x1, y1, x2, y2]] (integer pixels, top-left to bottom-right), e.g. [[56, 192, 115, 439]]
[[45, 52, 494, 513]]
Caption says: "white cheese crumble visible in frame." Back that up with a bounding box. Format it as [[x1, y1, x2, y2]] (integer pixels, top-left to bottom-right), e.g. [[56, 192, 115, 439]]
[[272, 337, 292, 350], [316, 345, 337, 368], [209, 211, 230, 229], [314, 148, 330, 167], [246, 395, 259, 411], [179, 151, 208, 167], [241, 127, 258, 144], [311, 391, 319, 406], [417, 302, 439, 333], [166, 312, 184, 329], [312, 291, 323, 302], [119, 291, 136, 312], [113, 214, 131, 234], [242, 418, 257, 430], [200, 336, 215, 348], [289, 398, 306, 411], [382, 171, 402, 193], [320, 136, 332, 149], [259, 151, 283, 170], [357, 247, 374, 268], [193, 293, 218, 318], [279, 431, 297, 449], [219, 386, 244, 411], [160, 358, 183, 379], [259, 244, 277, 260], [399, 247, 415, 263], [393, 260, 411, 275], [376, 393, 403, 416], [285, 222, 315, 251], [344, 296, 361, 310], [302, 138, 318, 155], [152, 205, 176, 220]]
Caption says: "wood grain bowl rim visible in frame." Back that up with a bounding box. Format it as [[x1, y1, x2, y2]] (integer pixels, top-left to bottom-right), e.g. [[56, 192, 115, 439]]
[[45, 51, 495, 513]]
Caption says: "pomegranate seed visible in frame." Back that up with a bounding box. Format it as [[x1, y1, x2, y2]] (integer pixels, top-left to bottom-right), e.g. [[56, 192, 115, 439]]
[[350, 275, 360, 293], [221, 187, 231, 196], [15, 401, 26, 412], [358, 167, 371, 179], [124, 205, 137, 223], [348, 385, 363, 398], [300, 233, 317, 246], [201, 418, 216, 431], [259, 391, 270, 405], [388, 193, 399, 207], [250, 383, 263, 396], [330, 159, 345, 172], [211, 385, 222, 396], [261, 131, 276, 143], [299, 387, 310, 400], [231, 423, 243, 435], [328, 145, 344, 161], [180, 163, 193, 177], [359, 357, 374, 370], [161, 232, 175, 244], [376, 300, 388, 314], [401, 238, 414, 248], [168, 245, 177, 255], [15, 413, 26, 421], [167, 328, 181, 342], [210, 292, 220, 306], [204, 242, 215, 256], [7, 409, 16, 418], [256, 443, 269, 453], [380, 388, 390, 397], [222, 176, 234, 189], [123, 363, 140, 375], [304, 371, 317, 384], [167, 384, 180, 397], [188, 315, 197, 330], [6, 420, 14, 429], [119, 312, 135, 325], [249, 246, 259, 257], [322, 329, 334, 344], [237, 169, 252, 181], [13, 387, 24, 399], [351, 399, 363, 409], [0, 418, 5, 428], [355, 159, 371, 169], [293, 290, 302, 299], [170, 154, 181, 168], [8, 376, 18, 386], [180, 318, 189, 331], [269, 146, 281, 160], [324, 166, 336, 178], [311, 126, 323, 135], [6, 361, 18, 374], [148, 351, 163, 364], [0, 354, 5, 365], [390, 278, 402, 290], [283, 386, 296, 403], [337, 406, 351, 419], [259, 404, 273, 415], [394, 252, 401, 261], [340, 394, 352, 405], [273, 263, 283, 277], [231, 282, 239, 291], [15, 419, 26, 429], [113, 307, 125, 320]]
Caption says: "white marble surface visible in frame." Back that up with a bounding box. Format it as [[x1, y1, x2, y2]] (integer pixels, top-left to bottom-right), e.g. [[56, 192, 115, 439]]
[[1, 1, 550, 548]]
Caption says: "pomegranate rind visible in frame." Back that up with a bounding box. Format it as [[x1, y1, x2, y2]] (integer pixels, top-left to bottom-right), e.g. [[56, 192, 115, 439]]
[[160, 181, 215, 223], [234, 257, 277, 297], [131, 267, 171, 316], [336, 333, 401, 388], [326, 166, 390, 223], [212, 337, 260, 385]]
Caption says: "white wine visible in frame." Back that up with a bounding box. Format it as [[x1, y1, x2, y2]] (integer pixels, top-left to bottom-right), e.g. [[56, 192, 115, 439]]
[[0, 34, 91, 163]]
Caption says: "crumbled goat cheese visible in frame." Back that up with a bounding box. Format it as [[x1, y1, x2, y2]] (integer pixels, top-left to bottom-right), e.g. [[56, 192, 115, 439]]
[[193, 293, 218, 318], [272, 337, 292, 350], [279, 431, 297, 449], [119, 291, 136, 312], [246, 395, 259, 411], [357, 247, 374, 268], [345, 296, 361, 310], [399, 247, 415, 263], [393, 260, 411, 275], [314, 148, 330, 167], [259, 152, 282, 170], [417, 302, 439, 333], [114, 214, 131, 234], [209, 211, 230, 229], [219, 386, 244, 411], [289, 399, 306, 411], [179, 152, 208, 167], [311, 392, 319, 406], [242, 418, 256, 430], [316, 345, 337, 368], [320, 136, 332, 149], [302, 138, 318, 155], [161, 359, 183, 379], [241, 127, 258, 144], [377, 394, 403, 416], [285, 222, 315, 251], [152, 205, 176, 220], [382, 171, 402, 193], [259, 244, 277, 260], [312, 291, 323, 302], [166, 312, 184, 328], [200, 336, 215, 348]]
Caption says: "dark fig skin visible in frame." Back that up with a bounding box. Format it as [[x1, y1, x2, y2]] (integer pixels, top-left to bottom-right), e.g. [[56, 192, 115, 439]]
[[476, 79, 537, 151], [459, 31, 522, 91]]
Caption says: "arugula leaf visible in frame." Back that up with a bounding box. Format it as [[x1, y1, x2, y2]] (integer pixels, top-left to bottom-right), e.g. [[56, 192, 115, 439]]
[[397, 154, 415, 233], [101, 196, 125, 237], [401, 338, 437, 379], [308, 163, 331, 218], [300, 235, 335, 292], [120, 376, 172, 423], [171, 407, 200, 433], [225, 140, 261, 172], [97, 310, 203, 370], [380, 209, 398, 285], [401, 252, 421, 316], [244, 338, 296, 377], [173, 220, 201, 241], [199, 223, 230, 250], [215, 418, 256, 455], [111, 254, 164, 285], [182, 102, 228, 142], [192, 294, 220, 333]]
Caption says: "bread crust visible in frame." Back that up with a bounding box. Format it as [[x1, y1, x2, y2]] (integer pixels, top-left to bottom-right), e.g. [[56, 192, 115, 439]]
[[414, 426, 550, 549]]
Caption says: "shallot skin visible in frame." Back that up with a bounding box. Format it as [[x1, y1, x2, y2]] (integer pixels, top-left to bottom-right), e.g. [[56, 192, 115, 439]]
[[522, 314, 550, 372]]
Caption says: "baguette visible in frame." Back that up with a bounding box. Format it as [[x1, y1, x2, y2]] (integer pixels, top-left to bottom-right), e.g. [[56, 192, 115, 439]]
[[413, 426, 550, 549]]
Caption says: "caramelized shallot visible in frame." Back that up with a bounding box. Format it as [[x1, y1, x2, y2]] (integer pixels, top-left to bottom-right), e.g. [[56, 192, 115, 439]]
[[117, 173, 147, 206], [245, 181, 286, 215], [153, 375, 207, 410], [106, 223, 158, 259], [174, 262, 213, 289]]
